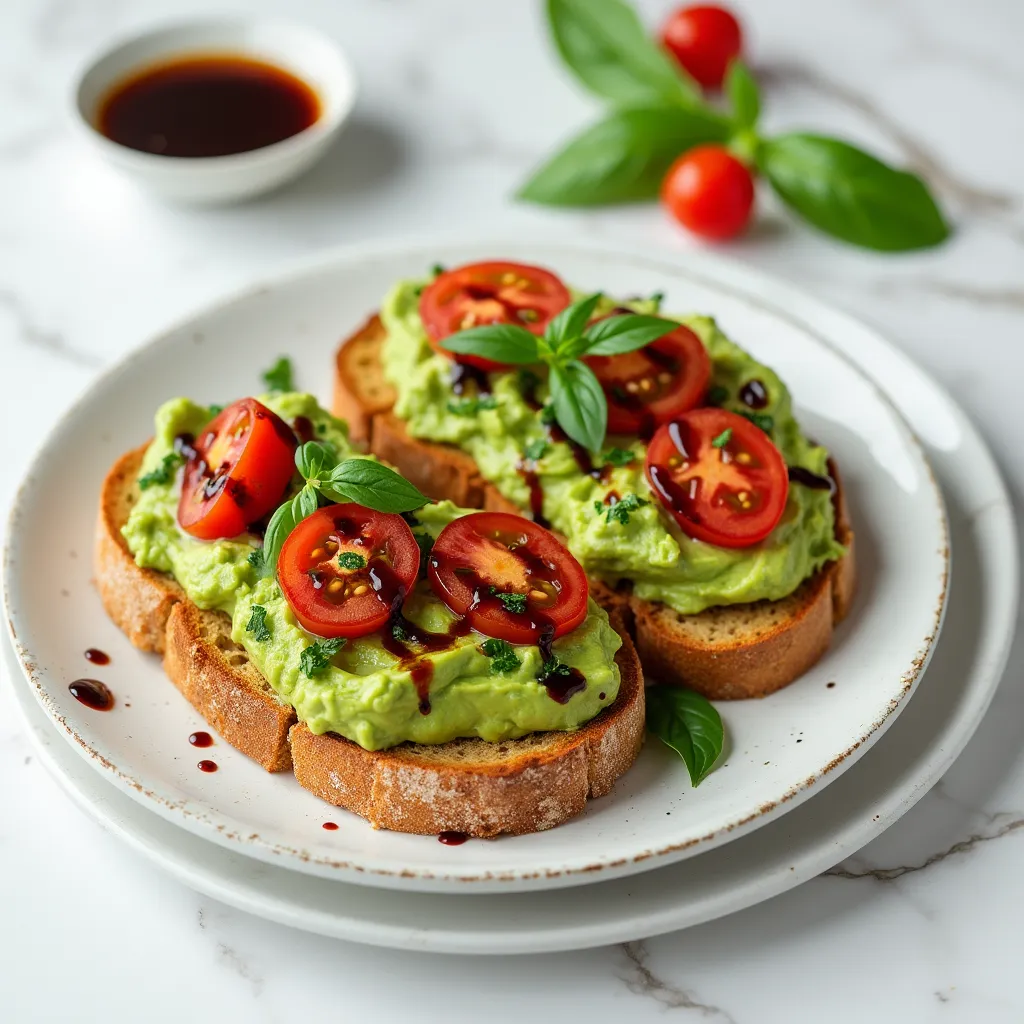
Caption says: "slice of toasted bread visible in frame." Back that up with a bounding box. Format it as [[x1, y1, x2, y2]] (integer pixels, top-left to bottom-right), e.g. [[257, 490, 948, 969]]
[[96, 446, 297, 771], [334, 315, 856, 700], [96, 447, 645, 830], [290, 613, 644, 837]]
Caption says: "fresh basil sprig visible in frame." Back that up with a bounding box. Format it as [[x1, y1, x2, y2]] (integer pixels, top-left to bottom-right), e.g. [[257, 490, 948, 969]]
[[646, 687, 725, 787], [546, 0, 699, 107], [758, 134, 949, 252], [519, 106, 730, 207], [441, 293, 674, 452], [257, 443, 429, 576], [523, 0, 950, 251]]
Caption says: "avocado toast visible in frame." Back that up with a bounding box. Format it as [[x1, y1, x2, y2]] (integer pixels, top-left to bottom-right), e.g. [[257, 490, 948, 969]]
[[95, 391, 644, 837], [334, 261, 855, 699]]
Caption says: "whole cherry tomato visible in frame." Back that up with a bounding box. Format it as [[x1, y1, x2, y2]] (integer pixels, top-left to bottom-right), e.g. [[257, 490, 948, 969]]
[[660, 5, 744, 90], [661, 145, 755, 241]]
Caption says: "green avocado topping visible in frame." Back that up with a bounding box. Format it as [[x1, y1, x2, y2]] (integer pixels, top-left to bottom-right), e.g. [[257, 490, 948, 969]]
[[380, 279, 845, 616], [121, 392, 621, 751]]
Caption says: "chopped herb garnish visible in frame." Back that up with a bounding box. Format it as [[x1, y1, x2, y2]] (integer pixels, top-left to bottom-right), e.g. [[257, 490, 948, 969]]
[[391, 622, 410, 643], [446, 395, 498, 416], [650, 290, 665, 310], [741, 411, 774, 434], [539, 656, 573, 684], [489, 587, 528, 614], [597, 492, 649, 525], [208, 404, 224, 416], [540, 403, 557, 425], [706, 385, 729, 406], [481, 638, 521, 674], [316, 423, 327, 435], [337, 551, 366, 570], [245, 604, 272, 642], [431, 263, 445, 276], [299, 637, 346, 677], [603, 447, 635, 467], [517, 307, 540, 323], [138, 453, 182, 490], [711, 428, 732, 449], [523, 439, 549, 462], [262, 357, 294, 393], [247, 549, 265, 572]]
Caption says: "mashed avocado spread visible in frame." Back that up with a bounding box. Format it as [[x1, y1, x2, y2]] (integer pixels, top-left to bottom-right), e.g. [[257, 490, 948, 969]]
[[381, 279, 845, 615], [122, 392, 621, 751]]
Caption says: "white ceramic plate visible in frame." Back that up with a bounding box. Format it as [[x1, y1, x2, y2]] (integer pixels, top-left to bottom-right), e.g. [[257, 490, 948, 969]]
[[3, 363, 1011, 950], [3, 240, 950, 893]]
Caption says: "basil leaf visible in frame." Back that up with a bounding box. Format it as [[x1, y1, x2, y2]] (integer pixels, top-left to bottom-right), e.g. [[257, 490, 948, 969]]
[[547, 0, 699, 107], [546, 292, 602, 350], [726, 60, 759, 129], [759, 133, 950, 251], [295, 482, 319, 521], [440, 324, 539, 365], [582, 314, 676, 356], [261, 500, 297, 577], [550, 361, 607, 453], [295, 441, 337, 481], [646, 687, 724, 787], [519, 106, 730, 206], [325, 459, 429, 513]]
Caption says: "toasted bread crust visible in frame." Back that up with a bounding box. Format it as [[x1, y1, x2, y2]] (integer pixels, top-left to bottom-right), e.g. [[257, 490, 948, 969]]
[[97, 446, 643, 822], [96, 445, 295, 771], [94, 445, 185, 653], [163, 603, 295, 772], [333, 316, 856, 699], [289, 615, 645, 837]]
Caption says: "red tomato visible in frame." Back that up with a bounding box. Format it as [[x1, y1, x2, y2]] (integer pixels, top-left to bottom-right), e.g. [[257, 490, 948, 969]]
[[644, 409, 788, 548], [427, 512, 589, 646], [660, 4, 743, 89], [661, 145, 755, 241], [177, 398, 297, 540], [277, 504, 421, 639], [585, 323, 711, 436], [419, 261, 571, 371]]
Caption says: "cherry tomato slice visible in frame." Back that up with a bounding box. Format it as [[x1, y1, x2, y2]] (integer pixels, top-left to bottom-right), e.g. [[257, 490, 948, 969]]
[[585, 323, 711, 436], [419, 261, 571, 371], [427, 512, 589, 646], [660, 4, 743, 90], [278, 504, 420, 640], [644, 409, 788, 548], [177, 398, 297, 540]]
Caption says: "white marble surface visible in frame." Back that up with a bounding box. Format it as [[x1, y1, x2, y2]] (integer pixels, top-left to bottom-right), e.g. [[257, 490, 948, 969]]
[[2, 0, 1023, 1020]]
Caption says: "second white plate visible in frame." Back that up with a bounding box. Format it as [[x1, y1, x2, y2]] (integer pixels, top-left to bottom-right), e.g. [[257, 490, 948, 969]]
[[4, 239, 949, 892]]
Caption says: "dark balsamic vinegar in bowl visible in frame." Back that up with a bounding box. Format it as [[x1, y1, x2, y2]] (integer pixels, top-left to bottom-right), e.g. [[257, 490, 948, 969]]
[[97, 54, 321, 158]]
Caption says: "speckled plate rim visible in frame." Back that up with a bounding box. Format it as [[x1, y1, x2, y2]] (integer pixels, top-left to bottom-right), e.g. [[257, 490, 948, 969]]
[[2, 236, 952, 892]]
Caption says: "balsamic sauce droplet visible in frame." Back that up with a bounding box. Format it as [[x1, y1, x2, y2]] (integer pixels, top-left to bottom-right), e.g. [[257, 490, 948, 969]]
[[787, 466, 835, 492], [438, 831, 469, 846], [197, 760, 218, 773], [84, 648, 110, 666], [322, 821, 340, 831], [189, 731, 214, 748], [740, 379, 769, 409], [69, 679, 114, 711]]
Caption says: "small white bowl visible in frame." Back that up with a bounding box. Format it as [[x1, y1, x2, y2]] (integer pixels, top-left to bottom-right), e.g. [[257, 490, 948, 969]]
[[73, 19, 357, 204]]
